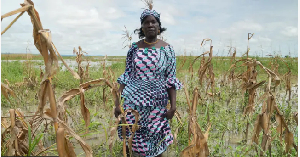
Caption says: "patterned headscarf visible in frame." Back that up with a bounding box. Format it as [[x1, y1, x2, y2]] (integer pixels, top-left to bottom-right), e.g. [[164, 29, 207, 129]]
[[140, 9, 160, 24]]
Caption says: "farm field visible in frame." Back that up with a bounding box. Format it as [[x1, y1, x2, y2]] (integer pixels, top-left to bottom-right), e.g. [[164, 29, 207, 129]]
[[1, 1, 298, 157], [1, 52, 298, 156]]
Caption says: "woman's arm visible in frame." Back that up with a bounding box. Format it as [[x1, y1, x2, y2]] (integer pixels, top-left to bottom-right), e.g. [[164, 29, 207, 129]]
[[163, 87, 176, 120], [167, 87, 176, 111], [118, 84, 125, 97], [115, 84, 125, 107], [115, 44, 135, 118], [114, 84, 125, 118], [162, 45, 183, 120]]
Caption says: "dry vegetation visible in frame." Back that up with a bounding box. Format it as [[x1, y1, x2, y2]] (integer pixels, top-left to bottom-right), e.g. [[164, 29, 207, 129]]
[[1, 1, 119, 156], [1, 1, 298, 157]]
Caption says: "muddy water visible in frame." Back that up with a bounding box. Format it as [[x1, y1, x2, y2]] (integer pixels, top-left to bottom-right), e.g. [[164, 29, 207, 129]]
[[2, 60, 116, 71], [64, 104, 113, 156]]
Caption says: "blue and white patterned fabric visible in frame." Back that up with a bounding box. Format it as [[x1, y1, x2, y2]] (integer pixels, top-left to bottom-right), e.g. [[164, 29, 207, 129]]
[[117, 42, 182, 157], [140, 9, 160, 23], [117, 42, 182, 107]]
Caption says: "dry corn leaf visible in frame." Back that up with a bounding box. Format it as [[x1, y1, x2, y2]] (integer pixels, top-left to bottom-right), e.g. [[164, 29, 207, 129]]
[[1, 83, 16, 101], [1, 11, 25, 35], [44, 108, 53, 119], [195, 122, 204, 139], [56, 128, 76, 157], [200, 38, 212, 47], [274, 106, 289, 132], [57, 119, 93, 157], [189, 51, 210, 73], [39, 30, 59, 79], [275, 114, 283, 142], [57, 89, 80, 120], [23, 3, 47, 64], [80, 78, 107, 89], [175, 111, 183, 126], [108, 118, 120, 154], [9, 109, 16, 128], [252, 114, 262, 145], [284, 71, 292, 101], [15, 109, 28, 128], [248, 33, 254, 40], [1, 5, 31, 20], [256, 91, 269, 106], [84, 62, 90, 79], [285, 132, 294, 154], [180, 144, 195, 157], [256, 61, 280, 88], [202, 124, 211, 156], [1, 2, 94, 156], [183, 81, 191, 112], [23, 3, 58, 82], [228, 64, 236, 71], [198, 59, 211, 85], [52, 43, 80, 79], [173, 126, 181, 146], [57, 78, 110, 127], [260, 112, 269, 133], [9, 109, 19, 155], [249, 81, 266, 91], [265, 68, 280, 87], [1, 118, 9, 129], [268, 95, 276, 115], [79, 87, 90, 131], [195, 122, 210, 157], [142, 0, 154, 10], [47, 80, 58, 132], [241, 61, 258, 67], [191, 88, 198, 116], [37, 80, 49, 115], [18, 128, 28, 141]]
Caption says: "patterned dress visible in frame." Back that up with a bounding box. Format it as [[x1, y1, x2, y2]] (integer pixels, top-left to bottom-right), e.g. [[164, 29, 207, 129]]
[[117, 42, 182, 157]]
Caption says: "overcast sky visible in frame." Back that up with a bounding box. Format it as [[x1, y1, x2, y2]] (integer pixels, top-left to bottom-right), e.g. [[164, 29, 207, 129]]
[[1, 0, 298, 57]]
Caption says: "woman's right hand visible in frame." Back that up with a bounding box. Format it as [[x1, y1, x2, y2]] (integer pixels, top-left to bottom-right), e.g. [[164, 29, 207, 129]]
[[114, 105, 122, 118], [114, 84, 125, 118]]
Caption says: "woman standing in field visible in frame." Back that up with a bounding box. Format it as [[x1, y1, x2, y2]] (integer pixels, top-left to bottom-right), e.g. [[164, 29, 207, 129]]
[[114, 8, 182, 157]]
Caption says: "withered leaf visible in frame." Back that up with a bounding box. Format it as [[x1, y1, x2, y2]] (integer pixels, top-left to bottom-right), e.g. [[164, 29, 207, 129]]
[[57, 128, 76, 157], [57, 119, 93, 157], [285, 132, 294, 154]]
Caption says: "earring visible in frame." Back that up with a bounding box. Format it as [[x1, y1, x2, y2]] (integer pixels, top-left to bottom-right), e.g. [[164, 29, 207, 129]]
[[158, 30, 160, 34], [142, 28, 144, 32]]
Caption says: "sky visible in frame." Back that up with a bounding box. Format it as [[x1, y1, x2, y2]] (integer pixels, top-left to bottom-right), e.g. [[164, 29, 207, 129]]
[[1, 0, 298, 57]]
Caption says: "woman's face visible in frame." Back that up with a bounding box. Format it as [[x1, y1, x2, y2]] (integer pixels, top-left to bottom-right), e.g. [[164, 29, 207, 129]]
[[142, 15, 159, 39]]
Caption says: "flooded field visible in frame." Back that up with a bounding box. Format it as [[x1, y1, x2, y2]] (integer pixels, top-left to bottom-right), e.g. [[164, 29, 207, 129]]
[[1, 0, 298, 156], [1, 52, 298, 157], [2, 59, 117, 71]]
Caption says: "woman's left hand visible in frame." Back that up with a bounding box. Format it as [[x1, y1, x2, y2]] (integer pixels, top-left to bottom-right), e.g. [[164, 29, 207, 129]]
[[162, 109, 176, 120]]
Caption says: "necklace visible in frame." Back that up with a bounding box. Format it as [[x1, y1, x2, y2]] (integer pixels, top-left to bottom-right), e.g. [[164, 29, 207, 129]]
[[144, 39, 159, 45]]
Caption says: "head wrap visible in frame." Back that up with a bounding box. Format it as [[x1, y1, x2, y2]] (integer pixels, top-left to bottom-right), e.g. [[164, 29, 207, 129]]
[[140, 9, 160, 24]]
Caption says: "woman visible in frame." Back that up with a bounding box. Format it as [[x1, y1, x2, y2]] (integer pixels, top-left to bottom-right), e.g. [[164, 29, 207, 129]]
[[114, 8, 182, 157]]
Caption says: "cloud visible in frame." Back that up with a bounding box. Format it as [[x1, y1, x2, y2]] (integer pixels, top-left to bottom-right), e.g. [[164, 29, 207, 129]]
[[160, 12, 176, 25], [1, 0, 298, 57], [235, 20, 263, 31], [281, 26, 298, 37], [259, 36, 272, 42]]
